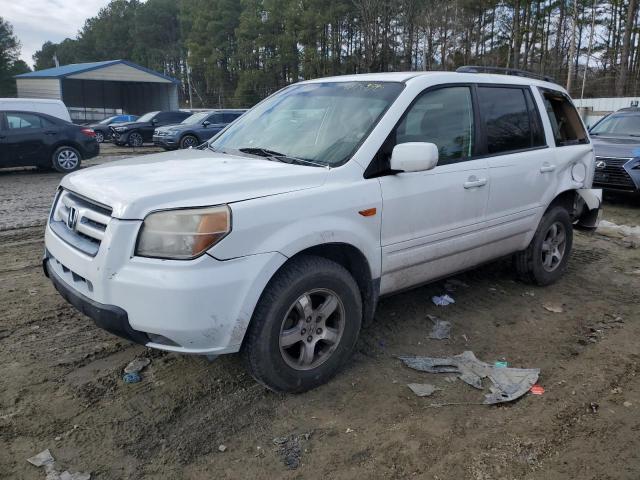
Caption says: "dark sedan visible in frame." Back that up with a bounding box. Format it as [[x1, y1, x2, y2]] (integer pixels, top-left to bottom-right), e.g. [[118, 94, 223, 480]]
[[152, 109, 246, 150], [0, 110, 99, 172], [86, 114, 138, 143], [590, 108, 640, 194], [111, 110, 191, 147]]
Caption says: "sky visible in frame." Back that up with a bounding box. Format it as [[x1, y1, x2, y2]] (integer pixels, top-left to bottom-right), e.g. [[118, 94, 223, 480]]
[[1, 0, 111, 68]]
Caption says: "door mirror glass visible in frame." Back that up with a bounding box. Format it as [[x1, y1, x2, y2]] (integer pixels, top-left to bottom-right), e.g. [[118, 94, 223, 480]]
[[151, 118, 158, 124], [390, 142, 439, 172], [202, 120, 211, 127]]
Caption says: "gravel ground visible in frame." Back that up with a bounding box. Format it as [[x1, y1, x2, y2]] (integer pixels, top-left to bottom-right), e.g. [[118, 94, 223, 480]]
[[1, 146, 639, 479]]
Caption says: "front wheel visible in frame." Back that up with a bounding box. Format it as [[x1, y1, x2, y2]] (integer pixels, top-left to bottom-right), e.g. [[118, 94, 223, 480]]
[[514, 206, 573, 285], [242, 255, 362, 393], [52, 146, 81, 173], [179, 135, 199, 149], [127, 132, 143, 147]]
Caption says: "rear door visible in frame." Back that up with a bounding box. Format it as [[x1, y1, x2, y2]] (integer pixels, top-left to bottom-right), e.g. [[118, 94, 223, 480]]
[[2, 111, 52, 167], [478, 85, 549, 249], [377, 85, 490, 294]]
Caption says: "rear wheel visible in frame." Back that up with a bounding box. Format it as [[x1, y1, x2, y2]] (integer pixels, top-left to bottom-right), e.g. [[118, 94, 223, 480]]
[[514, 206, 573, 285], [242, 255, 362, 393], [94, 131, 104, 143], [128, 132, 143, 147], [52, 146, 81, 173], [179, 135, 199, 149]]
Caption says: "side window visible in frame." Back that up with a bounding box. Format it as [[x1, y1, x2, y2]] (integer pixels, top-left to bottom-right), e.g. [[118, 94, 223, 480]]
[[477, 87, 537, 154], [6, 112, 43, 130], [395, 86, 474, 165], [539, 89, 588, 146], [222, 113, 239, 123], [208, 114, 224, 124]]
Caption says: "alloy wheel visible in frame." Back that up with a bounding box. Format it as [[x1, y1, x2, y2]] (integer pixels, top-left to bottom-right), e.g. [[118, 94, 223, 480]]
[[541, 221, 566, 272], [57, 149, 79, 170]]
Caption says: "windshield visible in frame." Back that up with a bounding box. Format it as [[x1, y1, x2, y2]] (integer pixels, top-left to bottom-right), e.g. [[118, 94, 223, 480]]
[[138, 111, 159, 123], [182, 111, 211, 125], [591, 113, 640, 136], [209, 81, 404, 166], [99, 116, 117, 125]]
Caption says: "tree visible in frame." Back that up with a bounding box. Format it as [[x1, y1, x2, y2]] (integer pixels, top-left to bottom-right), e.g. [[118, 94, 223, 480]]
[[0, 17, 30, 96]]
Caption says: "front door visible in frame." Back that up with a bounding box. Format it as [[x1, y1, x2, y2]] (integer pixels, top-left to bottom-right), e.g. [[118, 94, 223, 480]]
[[377, 85, 490, 294]]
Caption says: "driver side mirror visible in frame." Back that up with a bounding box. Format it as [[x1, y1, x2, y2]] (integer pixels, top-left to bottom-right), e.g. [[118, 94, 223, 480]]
[[202, 120, 211, 127], [390, 142, 439, 173], [151, 118, 158, 125]]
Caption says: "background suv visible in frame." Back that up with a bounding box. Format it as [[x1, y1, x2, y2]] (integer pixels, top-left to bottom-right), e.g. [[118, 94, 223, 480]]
[[589, 107, 640, 194], [111, 110, 191, 147], [153, 109, 246, 150], [0, 110, 98, 172], [86, 114, 138, 143]]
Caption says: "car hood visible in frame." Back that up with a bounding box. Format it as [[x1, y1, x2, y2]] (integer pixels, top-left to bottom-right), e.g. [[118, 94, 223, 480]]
[[591, 136, 640, 159], [61, 149, 329, 219]]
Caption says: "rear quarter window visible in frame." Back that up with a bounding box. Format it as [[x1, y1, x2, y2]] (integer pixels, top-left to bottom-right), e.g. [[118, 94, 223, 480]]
[[538, 88, 588, 146]]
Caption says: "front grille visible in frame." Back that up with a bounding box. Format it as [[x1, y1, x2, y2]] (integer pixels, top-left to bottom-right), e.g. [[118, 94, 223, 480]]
[[49, 190, 112, 256], [593, 156, 636, 190]]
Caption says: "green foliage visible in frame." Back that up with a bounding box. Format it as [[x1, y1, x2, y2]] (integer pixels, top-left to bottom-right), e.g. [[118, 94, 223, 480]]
[[0, 17, 31, 96]]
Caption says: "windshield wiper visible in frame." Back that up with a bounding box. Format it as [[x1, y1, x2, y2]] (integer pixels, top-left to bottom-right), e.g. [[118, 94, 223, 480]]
[[238, 147, 328, 168]]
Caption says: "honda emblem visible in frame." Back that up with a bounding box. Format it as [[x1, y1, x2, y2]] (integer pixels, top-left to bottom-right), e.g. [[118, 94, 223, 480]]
[[67, 207, 79, 230]]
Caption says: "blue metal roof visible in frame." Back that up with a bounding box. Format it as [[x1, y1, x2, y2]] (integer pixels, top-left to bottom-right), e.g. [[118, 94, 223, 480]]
[[15, 59, 179, 84]]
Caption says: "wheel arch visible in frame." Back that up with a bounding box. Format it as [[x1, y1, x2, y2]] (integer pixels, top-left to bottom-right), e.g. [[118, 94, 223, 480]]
[[546, 188, 602, 230]]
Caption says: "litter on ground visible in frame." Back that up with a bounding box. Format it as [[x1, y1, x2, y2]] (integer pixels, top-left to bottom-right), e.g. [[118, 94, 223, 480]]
[[596, 220, 640, 248], [407, 383, 440, 397], [124, 357, 151, 374], [427, 314, 451, 340], [543, 303, 564, 313], [27, 449, 90, 480], [432, 294, 455, 306], [399, 351, 540, 404]]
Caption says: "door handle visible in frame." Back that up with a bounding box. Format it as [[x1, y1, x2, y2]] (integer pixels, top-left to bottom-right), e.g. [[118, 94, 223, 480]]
[[464, 176, 488, 189], [540, 162, 556, 173], [44, 130, 58, 135]]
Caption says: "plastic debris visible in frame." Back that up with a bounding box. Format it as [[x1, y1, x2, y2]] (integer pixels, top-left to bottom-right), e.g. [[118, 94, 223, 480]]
[[345, 428, 354, 433], [218, 444, 227, 452], [27, 449, 90, 480], [623, 401, 633, 407], [590, 402, 599, 413], [529, 384, 545, 395], [427, 314, 451, 340], [543, 303, 563, 313], [432, 294, 455, 306], [273, 432, 312, 470], [407, 383, 440, 397], [596, 220, 640, 248], [494, 361, 508, 368], [124, 357, 151, 374], [122, 372, 141, 383], [399, 351, 540, 405]]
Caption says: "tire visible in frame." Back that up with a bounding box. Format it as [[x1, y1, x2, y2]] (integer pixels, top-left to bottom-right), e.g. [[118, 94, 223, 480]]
[[242, 255, 363, 393], [514, 206, 573, 286], [179, 135, 199, 149], [95, 131, 104, 143], [128, 132, 143, 147], [52, 146, 82, 173]]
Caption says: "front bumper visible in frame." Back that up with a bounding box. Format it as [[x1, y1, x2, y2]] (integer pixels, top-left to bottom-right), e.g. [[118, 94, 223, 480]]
[[152, 135, 178, 148], [44, 219, 287, 355], [111, 130, 129, 145]]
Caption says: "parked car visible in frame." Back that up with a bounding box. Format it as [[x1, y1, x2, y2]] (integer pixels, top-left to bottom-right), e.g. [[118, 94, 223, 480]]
[[87, 114, 139, 143], [588, 107, 640, 194], [0, 110, 98, 172], [43, 69, 601, 393], [111, 111, 191, 147], [153, 109, 246, 150], [0, 98, 71, 122]]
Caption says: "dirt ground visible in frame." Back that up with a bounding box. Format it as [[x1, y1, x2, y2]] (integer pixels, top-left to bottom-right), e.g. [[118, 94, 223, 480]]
[[1, 145, 639, 479]]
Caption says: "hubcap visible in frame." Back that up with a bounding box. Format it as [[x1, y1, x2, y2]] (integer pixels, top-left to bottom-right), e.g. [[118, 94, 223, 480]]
[[95, 132, 104, 143], [279, 289, 345, 371], [182, 136, 197, 148], [541, 221, 566, 272], [57, 149, 79, 170]]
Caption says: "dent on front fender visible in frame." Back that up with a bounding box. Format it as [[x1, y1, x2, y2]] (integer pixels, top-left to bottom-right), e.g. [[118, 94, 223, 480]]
[[575, 188, 602, 231]]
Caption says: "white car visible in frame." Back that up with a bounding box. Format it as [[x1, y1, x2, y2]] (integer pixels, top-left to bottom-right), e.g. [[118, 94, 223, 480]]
[[0, 98, 71, 122], [44, 69, 601, 392]]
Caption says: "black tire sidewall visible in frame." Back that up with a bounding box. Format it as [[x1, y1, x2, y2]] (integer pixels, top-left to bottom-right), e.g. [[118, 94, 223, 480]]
[[529, 207, 573, 285], [245, 257, 362, 393], [52, 146, 81, 173], [128, 132, 143, 147]]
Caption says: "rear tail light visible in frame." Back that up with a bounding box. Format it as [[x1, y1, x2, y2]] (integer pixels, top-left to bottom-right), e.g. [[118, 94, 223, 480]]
[[81, 128, 96, 138]]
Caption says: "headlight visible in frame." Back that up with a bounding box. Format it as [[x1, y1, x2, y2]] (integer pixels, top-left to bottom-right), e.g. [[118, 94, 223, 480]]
[[114, 126, 127, 132], [135, 205, 231, 259]]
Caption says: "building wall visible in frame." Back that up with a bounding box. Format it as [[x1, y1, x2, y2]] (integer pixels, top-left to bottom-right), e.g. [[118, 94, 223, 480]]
[[16, 78, 61, 100], [573, 97, 640, 127]]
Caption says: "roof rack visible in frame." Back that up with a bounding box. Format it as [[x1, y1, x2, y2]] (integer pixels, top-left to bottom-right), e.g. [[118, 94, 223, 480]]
[[456, 66, 556, 84]]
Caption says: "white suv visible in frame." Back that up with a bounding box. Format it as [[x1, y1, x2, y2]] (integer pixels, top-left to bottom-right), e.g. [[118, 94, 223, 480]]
[[44, 70, 601, 392]]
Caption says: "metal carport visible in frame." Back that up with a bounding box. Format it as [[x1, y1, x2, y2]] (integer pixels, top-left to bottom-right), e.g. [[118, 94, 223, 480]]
[[15, 60, 179, 123]]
